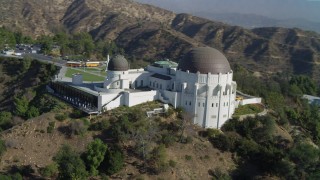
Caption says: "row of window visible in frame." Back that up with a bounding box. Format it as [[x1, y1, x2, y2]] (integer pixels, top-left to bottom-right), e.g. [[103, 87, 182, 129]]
[[150, 81, 163, 89], [184, 101, 232, 108]]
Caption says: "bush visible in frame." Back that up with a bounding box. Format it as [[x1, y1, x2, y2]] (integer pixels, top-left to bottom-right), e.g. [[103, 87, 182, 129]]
[[169, 160, 177, 167], [70, 120, 88, 136], [89, 119, 110, 131], [206, 129, 222, 139], [151, 144, 169, 173], [185, 155, 192, 161], [209, 168, 231, 180], [47, 122, 55, 133], [39, 163, 58, 178], [210, 134, 235, 152], [55, 114, 67, 122], [161, 133, 176, 147]]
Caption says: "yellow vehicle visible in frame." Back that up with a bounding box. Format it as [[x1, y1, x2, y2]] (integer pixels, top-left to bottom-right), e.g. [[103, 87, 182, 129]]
[[85, 62, 100, 67], [236, 96, 243, 101], [66, 61, 82, 67]]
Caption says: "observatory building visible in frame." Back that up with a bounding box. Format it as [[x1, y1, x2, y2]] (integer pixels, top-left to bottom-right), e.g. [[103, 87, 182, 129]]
[[50, 47, 237, 129]]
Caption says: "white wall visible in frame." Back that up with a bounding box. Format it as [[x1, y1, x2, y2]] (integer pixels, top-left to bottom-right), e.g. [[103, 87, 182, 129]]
[[124, 91, 158, 107], [98, 93, 124, 111], [175, 70, 237, 129], [240, 98, 262, 106]]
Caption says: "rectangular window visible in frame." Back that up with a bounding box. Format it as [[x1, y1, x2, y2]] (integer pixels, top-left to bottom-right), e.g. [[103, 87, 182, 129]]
[[198, 102, 200, 107], [216, 103, 218, 107], [189, 101, 191, 106], [186, 101, 188, 105], [203, 103, 205, 107], [212, 103, 214, 107]]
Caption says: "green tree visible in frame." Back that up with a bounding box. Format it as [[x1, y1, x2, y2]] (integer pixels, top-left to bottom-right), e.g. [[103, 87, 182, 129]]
[[265, 92, 285, 112], [0, 111, 12, 131], [14, 96, 29, 118], [101, 147, 125, 175], [290, 75, 318, 95], [37, 35, 53, 54], [26, 106, 40, 119], [85, 139, 108, 176], [53, 145, 88, 180], [290, 143, 319, 169]]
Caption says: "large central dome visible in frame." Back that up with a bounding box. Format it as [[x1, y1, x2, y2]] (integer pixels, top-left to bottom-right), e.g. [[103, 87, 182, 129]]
[[178, 47, 231, 74]]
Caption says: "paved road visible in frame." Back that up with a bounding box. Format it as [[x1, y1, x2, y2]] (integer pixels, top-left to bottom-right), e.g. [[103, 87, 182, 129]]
[[0, 53, 67, 67]]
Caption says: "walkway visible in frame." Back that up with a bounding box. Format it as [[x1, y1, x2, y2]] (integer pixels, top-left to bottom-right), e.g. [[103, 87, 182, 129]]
[[238, 108, 268, 121]]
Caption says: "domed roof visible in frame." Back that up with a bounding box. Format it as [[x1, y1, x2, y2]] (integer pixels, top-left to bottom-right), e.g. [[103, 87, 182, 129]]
[[108, 55, 129, 71], [178, 47, 231, 74]]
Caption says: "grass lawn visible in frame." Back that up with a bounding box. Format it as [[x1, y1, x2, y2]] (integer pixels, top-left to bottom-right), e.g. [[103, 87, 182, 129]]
[[233, 104, 264, 116], [65, 68, 105, 81], [82, 67, 107, 76]]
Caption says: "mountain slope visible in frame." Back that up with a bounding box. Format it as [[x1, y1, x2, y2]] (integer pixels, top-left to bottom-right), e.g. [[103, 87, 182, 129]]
[[0, 0, 319, 80]]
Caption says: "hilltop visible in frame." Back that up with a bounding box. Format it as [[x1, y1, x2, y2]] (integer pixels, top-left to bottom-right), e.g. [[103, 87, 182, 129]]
[[0, 0, 319, 81]]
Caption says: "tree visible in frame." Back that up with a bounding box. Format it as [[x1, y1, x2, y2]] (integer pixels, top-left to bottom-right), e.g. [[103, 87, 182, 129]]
[[101, 147, 125, 175], [290, 143, 319, 169], [53, 145, 88, 180], [26, 106, 40, 119], [14, 96, 29, 118], [290, 75, 318, 96], [0, 111, 12, 131], [85, 139, 108, 176], [37, 35, 53, 54]]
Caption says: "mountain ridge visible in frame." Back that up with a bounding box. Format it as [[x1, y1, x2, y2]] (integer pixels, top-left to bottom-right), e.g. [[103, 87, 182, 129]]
[[0, 0, 319, 81]]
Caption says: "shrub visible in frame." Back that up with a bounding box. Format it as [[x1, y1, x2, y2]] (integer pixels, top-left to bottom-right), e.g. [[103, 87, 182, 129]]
[[89, 119, 110, 131], [55, 114, 67, 122], [39, 163, 58, 177], [70, 120, 88, 136], [47, 122, 55, 133], [151, 144, 169, 173], [169, 160, 177, 167], [185, 155, 192, 161], [161, 133, 175, 147], [209, 168, 231, 180], [207, 129, 222, 139]]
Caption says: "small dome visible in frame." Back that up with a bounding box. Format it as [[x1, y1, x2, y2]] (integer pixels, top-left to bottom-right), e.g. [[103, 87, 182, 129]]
[[178, 47, 231, 74], [108, 55, 129, 71]]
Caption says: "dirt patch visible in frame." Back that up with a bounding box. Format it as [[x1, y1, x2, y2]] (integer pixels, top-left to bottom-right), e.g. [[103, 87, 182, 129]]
[[0, 112, 93, 171]]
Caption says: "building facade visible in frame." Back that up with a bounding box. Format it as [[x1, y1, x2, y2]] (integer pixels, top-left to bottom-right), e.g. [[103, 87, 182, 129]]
[[95, 47, 237, 129]]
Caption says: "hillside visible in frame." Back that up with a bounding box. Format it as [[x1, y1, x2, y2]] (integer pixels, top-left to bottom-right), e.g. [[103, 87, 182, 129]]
[[1, 0, 320, 80]]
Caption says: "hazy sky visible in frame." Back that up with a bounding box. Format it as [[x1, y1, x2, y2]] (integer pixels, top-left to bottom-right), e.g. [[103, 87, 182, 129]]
[[135, 0, 320, 22]]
